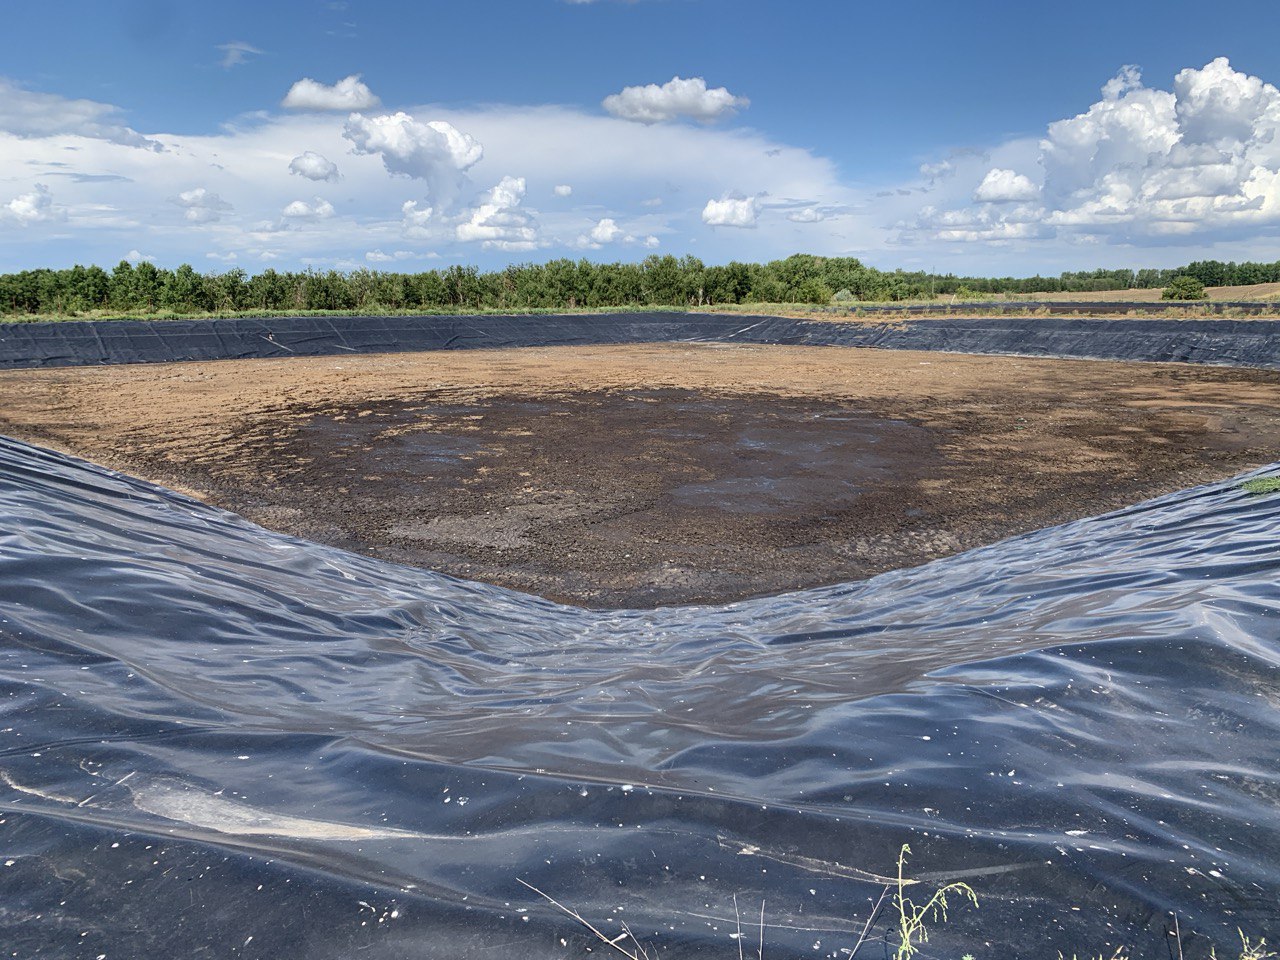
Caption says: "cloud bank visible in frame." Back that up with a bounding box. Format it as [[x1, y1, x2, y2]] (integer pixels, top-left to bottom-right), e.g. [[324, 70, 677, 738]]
[[6, 58, 1280, 275], [915, 57, 1280, 245]]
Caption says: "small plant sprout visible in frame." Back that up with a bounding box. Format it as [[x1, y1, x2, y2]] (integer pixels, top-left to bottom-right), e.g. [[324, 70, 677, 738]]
[[891, 844, 978, 960], [1229, 929, 1276, 960]]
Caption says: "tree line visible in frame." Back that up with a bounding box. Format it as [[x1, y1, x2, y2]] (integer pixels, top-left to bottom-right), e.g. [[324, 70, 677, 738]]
[[0, 254, 1273, 318]]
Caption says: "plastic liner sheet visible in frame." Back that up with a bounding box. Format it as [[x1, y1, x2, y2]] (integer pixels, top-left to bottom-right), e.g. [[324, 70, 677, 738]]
[[1, 435, 1277, 958], [2, 312, 1280, 369], [845, 299, 1280, 316]]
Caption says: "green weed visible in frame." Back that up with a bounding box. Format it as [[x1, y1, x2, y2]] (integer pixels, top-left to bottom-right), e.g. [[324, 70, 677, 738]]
[[1240, 476, 1280, 495]]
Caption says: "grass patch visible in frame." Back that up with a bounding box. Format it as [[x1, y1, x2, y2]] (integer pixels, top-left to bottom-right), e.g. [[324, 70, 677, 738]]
[[1240, 476, 1280, 495]]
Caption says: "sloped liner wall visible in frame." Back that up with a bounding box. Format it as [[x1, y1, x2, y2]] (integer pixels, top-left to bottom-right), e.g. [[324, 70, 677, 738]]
[[2, 311, 1280, 369]]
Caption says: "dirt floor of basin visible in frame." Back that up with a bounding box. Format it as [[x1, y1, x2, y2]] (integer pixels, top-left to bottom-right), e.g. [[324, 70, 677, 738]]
[[3, 342, 1280, 608]]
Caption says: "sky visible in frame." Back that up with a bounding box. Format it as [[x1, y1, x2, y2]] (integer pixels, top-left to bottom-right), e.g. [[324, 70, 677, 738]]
[[5, 0, 1280, 276]]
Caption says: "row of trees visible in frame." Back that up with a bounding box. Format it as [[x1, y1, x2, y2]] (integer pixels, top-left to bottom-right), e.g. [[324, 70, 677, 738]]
[[929, 260, 1280, 295], [0, 254, 1272, 318]]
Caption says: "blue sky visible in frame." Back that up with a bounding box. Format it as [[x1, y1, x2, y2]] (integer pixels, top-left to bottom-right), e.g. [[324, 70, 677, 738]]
[[4, 0, 1280, 275]]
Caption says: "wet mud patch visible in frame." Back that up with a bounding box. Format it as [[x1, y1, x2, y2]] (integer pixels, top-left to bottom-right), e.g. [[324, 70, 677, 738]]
[[2, 343, 1280, 607], [232, 389, 944, 606]]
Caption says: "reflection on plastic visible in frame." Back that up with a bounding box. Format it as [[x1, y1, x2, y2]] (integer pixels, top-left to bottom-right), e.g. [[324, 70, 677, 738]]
[[0, 436, 1277, 958]]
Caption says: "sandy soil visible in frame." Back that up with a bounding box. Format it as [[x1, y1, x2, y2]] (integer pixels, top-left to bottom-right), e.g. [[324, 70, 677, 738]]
[[2, 343, 1279, 608]]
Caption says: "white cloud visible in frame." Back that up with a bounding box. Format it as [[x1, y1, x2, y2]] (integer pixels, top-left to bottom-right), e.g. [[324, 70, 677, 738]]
[[553, 184, 573, 197], [173, 187, 232, 223], [642, 234, 660, 248], [589, 217, 623, 243], [2, 184, 60, 225], [702, 194, 759, 228], [400, 200, 434, 239], [456, 175, 539, 250], [216, 42, 263, 69], [910, 202, 1048, 243], [0, 92, 868, 269], [574, 216, 626, 249], [124, 248, 155, 263], [0, 78, 161, 150], [1101, 64, 1143, 102], [344, 112, 483, 208], [289, 151, 341, 182], [365, 249, 423, 263], [787, 207, 825, 223], [206, 252, 239, 262], [973, 168, 1039, 203], [281, 197, 335, 221], [603, 76, 748, 124], [919, 160, 954, 180], [282, 74, 380, 111], [913, 58, 1280, 246]]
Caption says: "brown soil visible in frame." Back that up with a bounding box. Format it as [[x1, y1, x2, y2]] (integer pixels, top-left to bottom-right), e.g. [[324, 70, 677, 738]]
[[2, 343, 1278, 608]]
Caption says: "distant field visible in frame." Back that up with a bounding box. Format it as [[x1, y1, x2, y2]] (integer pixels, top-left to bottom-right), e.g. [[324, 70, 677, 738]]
[[1005, 281, 1280, 302]]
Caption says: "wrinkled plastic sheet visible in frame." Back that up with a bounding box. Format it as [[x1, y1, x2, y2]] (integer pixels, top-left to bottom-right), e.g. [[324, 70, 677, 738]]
[[1, 435, 1277, 958], [2, 312, 1280, 369]]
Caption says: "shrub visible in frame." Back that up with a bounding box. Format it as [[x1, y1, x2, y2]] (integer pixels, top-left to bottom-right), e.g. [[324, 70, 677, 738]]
[[1162, 275, 1206, 300]]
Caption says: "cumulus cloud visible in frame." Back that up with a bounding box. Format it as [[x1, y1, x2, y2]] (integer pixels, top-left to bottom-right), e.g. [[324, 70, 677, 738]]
[[911, 202, 1048, 243], [217, 41, 263, 69], [787, 207, 825, 223], [400, 200, 434, 239], [0, 89, 867, 269], [0, 78, 161, 150], [702, 194, 759, 228], [456, 176, 539, 250], [344, 112, 483, 208], [124, 248, 155, 263], [173, 187, 232, 223], [282, 74, 380, 111], [553, 184, 573, 197], [1101, 64, 1144, 102], [574, 216, 627, 249], [2, 184, 60, 225], [589, 218, 623, 243], [281, 197, 335, 221], [603, 76, 748, 124], [973, 168, 1039, 203], [913, 58, 1280, 245], [288, 151, 341, 182]]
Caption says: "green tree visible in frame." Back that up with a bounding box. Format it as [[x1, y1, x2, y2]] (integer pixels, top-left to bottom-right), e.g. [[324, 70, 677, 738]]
[[1162, 275, 1206, 300]]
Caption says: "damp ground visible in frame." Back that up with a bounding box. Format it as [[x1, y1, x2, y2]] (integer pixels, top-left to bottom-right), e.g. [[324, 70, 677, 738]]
[[3, 342, 1280, 607]]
